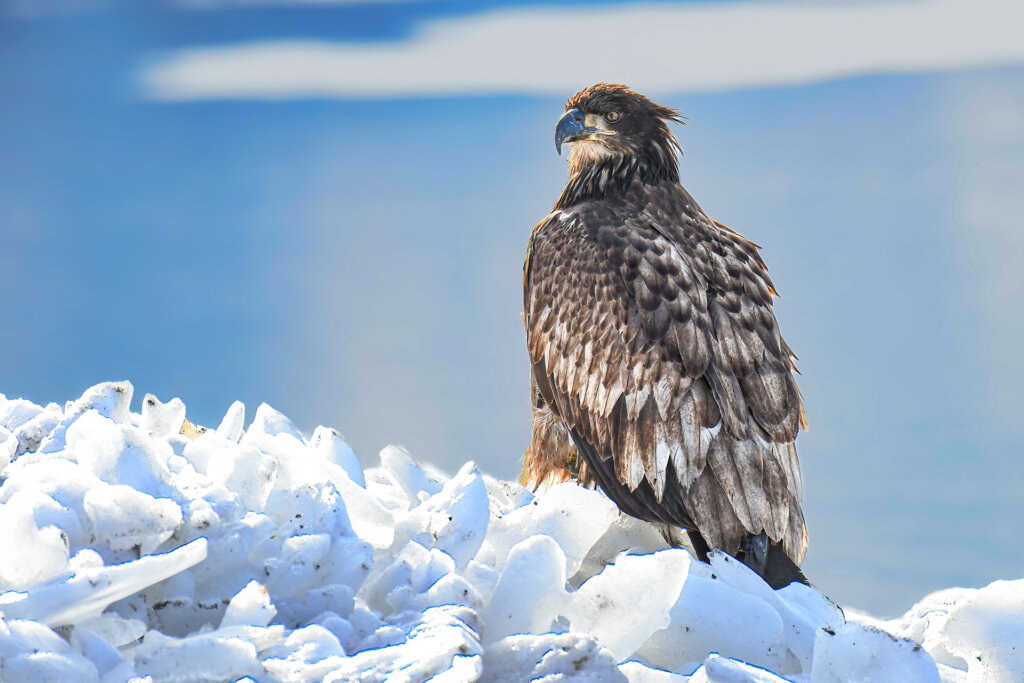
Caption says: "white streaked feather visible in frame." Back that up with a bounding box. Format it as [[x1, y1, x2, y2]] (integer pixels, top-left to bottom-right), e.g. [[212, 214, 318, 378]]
[[653, 376, 672, 422], [625, 385, 650, 421]]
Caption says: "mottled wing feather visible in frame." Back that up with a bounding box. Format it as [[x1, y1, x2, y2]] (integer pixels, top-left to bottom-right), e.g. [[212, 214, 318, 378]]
[[524, 187, 807, 561]]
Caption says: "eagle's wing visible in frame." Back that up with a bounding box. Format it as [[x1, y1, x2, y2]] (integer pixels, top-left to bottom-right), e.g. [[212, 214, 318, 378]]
[[524, 204, 806, 561]]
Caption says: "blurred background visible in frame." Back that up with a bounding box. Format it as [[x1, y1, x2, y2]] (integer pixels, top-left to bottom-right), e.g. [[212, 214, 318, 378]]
[[2, 0, 1023, 617]]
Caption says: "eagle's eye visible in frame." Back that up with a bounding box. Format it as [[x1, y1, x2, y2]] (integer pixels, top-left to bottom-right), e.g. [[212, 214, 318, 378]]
[[604, 110, 621, 123]]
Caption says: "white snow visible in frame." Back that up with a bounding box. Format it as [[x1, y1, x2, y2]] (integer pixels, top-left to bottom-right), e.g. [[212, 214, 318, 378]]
[[0, 381, 1021, 682]]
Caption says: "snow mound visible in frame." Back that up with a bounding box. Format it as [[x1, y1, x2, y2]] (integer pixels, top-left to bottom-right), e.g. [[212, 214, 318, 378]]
[[0, 382, 1019, 682]]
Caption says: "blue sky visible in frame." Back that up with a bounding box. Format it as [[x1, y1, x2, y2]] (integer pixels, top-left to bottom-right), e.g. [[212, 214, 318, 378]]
[[3, 0, 1023, 616]]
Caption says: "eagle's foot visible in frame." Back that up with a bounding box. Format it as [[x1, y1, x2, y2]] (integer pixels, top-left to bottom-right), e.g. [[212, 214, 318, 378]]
[[738, 532, 808, 590]]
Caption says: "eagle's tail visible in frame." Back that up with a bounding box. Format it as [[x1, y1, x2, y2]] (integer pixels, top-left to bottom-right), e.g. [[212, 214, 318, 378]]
[[738, 532, 808, 589]]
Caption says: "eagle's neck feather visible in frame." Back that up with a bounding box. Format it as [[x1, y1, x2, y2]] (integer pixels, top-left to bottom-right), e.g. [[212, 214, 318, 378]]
[[556, 140, 679, 209]]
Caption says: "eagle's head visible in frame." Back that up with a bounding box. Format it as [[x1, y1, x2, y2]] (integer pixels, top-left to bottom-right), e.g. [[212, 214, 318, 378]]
[[555, 83, 682, 182]]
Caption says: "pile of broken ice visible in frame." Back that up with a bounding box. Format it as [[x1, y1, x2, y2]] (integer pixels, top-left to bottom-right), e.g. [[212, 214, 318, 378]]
[[1, 382, 1021, 682]]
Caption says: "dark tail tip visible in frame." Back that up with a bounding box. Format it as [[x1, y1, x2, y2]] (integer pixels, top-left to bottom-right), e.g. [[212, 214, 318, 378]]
[[738, 532, 809, 590]]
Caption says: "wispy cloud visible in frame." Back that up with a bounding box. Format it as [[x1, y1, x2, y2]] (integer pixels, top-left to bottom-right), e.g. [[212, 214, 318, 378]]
[[140, 0, 1024, 100], [172, 0, 428, 8]]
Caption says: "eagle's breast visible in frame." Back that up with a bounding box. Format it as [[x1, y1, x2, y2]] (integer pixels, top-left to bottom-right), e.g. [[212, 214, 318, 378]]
[[524, 179, 807, 562]]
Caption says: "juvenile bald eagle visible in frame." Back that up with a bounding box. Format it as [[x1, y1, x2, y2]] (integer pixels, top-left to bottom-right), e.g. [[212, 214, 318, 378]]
[[522, 84, 808, 588]]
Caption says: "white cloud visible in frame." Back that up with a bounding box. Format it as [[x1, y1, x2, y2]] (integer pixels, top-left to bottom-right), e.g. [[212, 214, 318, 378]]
[[140, 0, 1024, 100], [173, 0, 427, 8]]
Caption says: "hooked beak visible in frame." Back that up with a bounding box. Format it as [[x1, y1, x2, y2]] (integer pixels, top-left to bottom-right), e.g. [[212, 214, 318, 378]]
[[555, 108, 595, 155]]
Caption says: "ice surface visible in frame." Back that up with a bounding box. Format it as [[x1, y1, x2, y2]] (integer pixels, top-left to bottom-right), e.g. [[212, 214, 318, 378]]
[[216, 399, 246, 442], [482, 534, 567, 644], [311, 424, 365, 488], [0, 618, 101, 683], [488, 481, 621, 577], [83, 483, 183, 553], [141, 393, 187, 438], [0, 491, 72, 590], [390, 461, 489, 571], [940, 579, 1024, 681], [1, 538, 208, 627], [221, 580, 277, 628], [483, 632, 626, 682], [0, 382, 1020, 682], [134, 628, 263, 682], [322, 605, 482, 683], [566, 549, 690, 661], [811, 620, 940, 682], [0, 397, 44, 431]]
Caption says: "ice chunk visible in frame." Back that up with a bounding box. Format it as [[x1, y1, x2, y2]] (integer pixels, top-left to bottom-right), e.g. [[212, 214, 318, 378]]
[[180, 429, 232, 476], [483, 474, 533, 514], [482, 534, 567, 644], [391, 461, 489, 570], [940, 578, 1024, 682], [690, 653, 794, 682], [70, 625, 128, 678], [0, 459, 105, 556], [2, 409, 63, 467], [32, 492, 88, 552], [264, 484, 354, 540], [311, 425, 365, 488], [316, 611, 357, 652], [188, 517, 266, 606], [463, 557, 500, 604], [812, 620, 940, 682], [65, 411, 176, 496], [265, 533, 331, 598], [636, 563, 788, 675], [618, 660, 688, 682], [704, 551, 840, 672], [36, 382, 133, 455], [216, 400, 245, 442], [205, 441, 277, 510], [488, 482, 620, 577], [0, 538, 208, 627], [319, 535, 373, 593], [275, 584, 355, 629], [575, 513, 672, 585], [221, 580, 276, 628], [75, 614, 147, 647], [937, 664, 969, 683], [380, 445, 445, 502], [151, 596, 229, 638], [0, 619, 100, 683], [362, 541, 455, 615], [483, 632, 626, 682], [428, 653, 483, 682], [67, 381, 134, 424], [134, 629, 262, 682], [260, 450, 391, 548], [564, 549, 690, 662], [262, 624, 347, 681], [140, 393, 187, 438], [322, 605, 481, 683], [69, 548, 104, 573], [244, 402, 306, 443], [0, 397, 44, 431], [853, 587, 974, 670], [83, 483, 183, 553], [362, 539, 479, 614], [0, 491, 71, 590]]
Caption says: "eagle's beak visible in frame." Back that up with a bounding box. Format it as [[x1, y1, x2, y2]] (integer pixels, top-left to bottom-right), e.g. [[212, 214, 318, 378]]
[[555, 108, 595, 155]]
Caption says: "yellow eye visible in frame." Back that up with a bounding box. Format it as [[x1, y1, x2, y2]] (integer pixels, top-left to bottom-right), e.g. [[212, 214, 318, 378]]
[[604, 110, 621, 123]]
